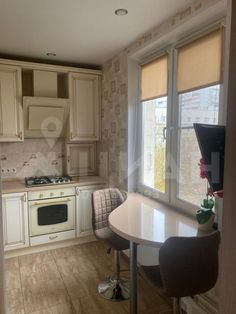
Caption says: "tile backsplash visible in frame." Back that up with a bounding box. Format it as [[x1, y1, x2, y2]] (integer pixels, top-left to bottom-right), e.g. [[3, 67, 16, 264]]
[[0, 139, 65, 179]]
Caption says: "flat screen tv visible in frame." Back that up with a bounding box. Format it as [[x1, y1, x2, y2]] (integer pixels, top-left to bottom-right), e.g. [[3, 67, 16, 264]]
[[194, 123, 225, 193]]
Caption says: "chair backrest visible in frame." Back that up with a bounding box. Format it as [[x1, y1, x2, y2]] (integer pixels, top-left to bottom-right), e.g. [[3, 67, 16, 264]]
[[92, 188, 126, 231], [159, 231, 220, 298]]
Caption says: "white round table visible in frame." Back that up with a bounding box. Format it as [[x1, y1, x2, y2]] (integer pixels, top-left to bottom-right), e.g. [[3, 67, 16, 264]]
[[109, 192, 200, 314]]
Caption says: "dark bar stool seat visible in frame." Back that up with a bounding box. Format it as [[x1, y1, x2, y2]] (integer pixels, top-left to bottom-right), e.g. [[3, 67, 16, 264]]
[[140, 231, 220, 314], [92, 188, 130, 301]]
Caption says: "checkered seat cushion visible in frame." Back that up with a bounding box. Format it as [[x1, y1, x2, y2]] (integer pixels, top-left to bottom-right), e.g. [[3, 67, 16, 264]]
[[92, 188, 129, 251]]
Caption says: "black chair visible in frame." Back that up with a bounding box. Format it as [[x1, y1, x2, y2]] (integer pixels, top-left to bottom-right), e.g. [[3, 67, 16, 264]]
[[139, 231, 220, 314], [92, 188, 130, 301]]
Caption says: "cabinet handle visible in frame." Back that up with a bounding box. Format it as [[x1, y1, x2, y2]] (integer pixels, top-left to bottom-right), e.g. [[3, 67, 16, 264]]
[[70, 132, 73, 140], [22, 193, 26, 202], [18, 132, 23, 140], [76, 188, 80, 196], [32, 198, 72, 206], [49, 235, 58, 240], [67, 157, 70, 163]]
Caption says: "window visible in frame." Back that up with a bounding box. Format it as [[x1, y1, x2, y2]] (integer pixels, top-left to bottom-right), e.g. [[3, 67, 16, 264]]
[[141, 54, 168, 198], [177, 85, 220, 206], [142, 96, 167, 193], [140, 27, 224, 212]]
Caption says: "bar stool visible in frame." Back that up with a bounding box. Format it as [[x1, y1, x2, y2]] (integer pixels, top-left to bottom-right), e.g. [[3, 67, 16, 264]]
[[92, 188, 130, 301], [139, 231, 220, 314]]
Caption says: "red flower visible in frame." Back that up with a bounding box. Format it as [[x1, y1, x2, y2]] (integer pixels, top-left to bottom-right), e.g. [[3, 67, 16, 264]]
[[207, 187, 214, 197], [214, 190, 224, 198], [199, 158, 207, 179]]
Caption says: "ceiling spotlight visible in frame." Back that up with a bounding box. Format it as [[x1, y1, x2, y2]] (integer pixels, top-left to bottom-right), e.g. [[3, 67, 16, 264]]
[[115, 8, 128, 16], [46, 52, 56, 57]]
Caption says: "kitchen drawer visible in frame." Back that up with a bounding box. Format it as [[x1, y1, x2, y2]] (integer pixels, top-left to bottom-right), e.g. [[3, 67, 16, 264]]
[[30, 230, 76, 246]]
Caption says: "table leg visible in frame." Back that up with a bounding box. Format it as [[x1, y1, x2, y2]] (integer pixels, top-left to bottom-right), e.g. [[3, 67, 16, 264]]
[[130, 241, 137, 314]]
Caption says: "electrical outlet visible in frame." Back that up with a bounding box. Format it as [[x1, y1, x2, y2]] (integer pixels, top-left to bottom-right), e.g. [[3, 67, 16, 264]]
[[1, 168, 17, 174]]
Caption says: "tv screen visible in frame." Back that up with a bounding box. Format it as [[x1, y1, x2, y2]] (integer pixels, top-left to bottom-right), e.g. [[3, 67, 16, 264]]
[[194, 123, 225, 193]]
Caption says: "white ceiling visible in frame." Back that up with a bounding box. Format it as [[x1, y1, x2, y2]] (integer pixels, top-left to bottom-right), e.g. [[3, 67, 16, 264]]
[[0, 0, 195, 66]]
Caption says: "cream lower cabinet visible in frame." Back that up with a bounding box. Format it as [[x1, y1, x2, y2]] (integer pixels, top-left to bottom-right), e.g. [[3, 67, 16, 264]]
[[2, 192, 29, 251], [68, 72, 101, 141], [0, 65, 24, 142], [76, 185, 105, 237]]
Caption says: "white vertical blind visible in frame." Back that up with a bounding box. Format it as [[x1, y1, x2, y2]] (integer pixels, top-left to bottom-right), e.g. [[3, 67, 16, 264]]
[[141, 54, 168, 101], [177, 28, 223, 94]]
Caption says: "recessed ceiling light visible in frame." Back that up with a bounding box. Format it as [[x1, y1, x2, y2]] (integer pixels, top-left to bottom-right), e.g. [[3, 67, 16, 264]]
[[46, 52, 56, 57], [115, 8, 128, 16]]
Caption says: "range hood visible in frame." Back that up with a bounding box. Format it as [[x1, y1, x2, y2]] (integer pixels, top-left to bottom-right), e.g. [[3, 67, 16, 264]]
[[23, 70, 70, 138]]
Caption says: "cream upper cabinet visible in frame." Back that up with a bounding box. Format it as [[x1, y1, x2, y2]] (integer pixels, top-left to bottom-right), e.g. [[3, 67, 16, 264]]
[[66, 143, 96, 176], [68, 72, 100, 141], [0, 65, 23, 142]]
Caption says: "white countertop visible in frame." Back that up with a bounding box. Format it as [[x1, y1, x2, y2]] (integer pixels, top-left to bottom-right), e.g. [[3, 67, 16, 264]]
[[109, 192, 206, 247], [2, 176, 107, 194]]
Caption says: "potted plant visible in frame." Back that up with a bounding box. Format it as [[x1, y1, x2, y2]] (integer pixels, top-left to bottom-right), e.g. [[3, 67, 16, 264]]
[[196, 159, 215, 231]]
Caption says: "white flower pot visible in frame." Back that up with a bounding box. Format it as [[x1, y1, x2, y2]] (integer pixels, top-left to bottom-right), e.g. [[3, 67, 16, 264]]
[[198, 212, 215, 231], [214, 196, 223, 231]]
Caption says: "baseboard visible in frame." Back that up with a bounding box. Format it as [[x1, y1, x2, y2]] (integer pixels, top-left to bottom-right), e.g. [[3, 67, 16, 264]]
[[4, 235, 97, 258]]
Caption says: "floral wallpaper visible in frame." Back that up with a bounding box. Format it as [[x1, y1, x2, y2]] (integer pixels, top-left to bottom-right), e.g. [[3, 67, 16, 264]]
[[98, 0, 223, 190], [98, 51, 128, 190]]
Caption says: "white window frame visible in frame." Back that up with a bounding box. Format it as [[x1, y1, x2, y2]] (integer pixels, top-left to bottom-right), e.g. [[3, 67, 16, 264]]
[[137, 22, 225, 215], [138, 50, 172, 204]]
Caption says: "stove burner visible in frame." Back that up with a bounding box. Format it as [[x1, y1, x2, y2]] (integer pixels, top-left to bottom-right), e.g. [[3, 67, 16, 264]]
[[25, 175, 73, 187]]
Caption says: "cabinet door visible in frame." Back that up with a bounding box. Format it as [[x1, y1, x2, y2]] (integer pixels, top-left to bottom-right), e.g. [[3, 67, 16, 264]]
[[68, 72, 100, 141], [2, 193, 29, 251], [66, 143, 96, 176], [0, 65, 23, 142], [76, 185, 105, 237]]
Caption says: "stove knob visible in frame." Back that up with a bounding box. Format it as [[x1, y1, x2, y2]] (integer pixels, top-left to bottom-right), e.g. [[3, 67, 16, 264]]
[[50, 193, 54, 197], [60, 191, 65, 196], [39, 193, 43, 198]]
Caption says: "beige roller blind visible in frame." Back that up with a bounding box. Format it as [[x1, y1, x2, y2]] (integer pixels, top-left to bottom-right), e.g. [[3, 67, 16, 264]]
[[177, 28, 223, 94], [141, 54, 168, 101]]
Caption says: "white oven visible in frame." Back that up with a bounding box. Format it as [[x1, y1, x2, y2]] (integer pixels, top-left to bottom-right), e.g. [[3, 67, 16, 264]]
[[28, 187, 75, 237]]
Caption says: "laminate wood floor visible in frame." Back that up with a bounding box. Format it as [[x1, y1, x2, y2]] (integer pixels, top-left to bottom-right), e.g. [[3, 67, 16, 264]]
[[5, 241, 171, 314]]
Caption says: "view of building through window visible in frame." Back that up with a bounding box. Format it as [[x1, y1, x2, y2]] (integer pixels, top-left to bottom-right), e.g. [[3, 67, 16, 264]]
[[142, 85, 220, 205], [142, 96, 167, 193], [178, 84, 220, 205]]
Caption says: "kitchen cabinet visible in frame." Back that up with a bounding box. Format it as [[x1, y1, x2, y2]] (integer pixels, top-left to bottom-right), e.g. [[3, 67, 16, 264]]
[[76, 185, 105, 237], [68, 72, 101, 141], [66, 143, 96, 176], [30, 230, 76, 246], [0, 65, 24, 142], [2, 192, 29, 251]]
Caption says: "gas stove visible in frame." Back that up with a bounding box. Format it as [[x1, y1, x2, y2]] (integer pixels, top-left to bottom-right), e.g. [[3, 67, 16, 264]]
[[25, 175, 73, 187]]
